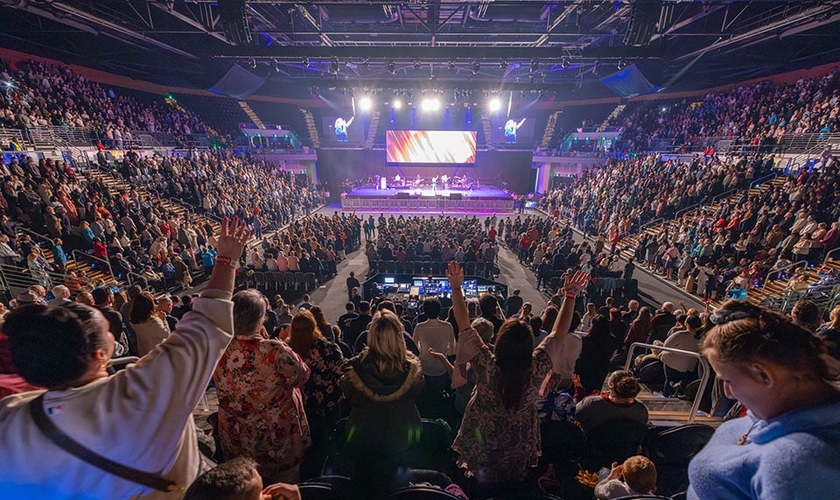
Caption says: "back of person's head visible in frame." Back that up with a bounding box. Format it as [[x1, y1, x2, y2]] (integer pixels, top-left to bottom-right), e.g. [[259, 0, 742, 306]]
[[377, 300, 396, 314], [494, 318, 534, 410], [289, 309, 320, 357], [471, 317, 494, 344], [685, 315, 703, 331], [309, 305, 328, 326], [3, 303, 110, 388], [628, 299, 640, 311], [540, 306, 558, 333], [129, 292, 156, 324], [790, 299, 823, 332], [359, 301, 371, 314], [422, 297, 442, 319], [366, 310, 407, 376], [703, 300, 837, 382], [589, 314, 610, 335], [609, 307, 621, 321], [182, 294, 193, 306], [609, 370, 641, 399], [479, 293, 498, 318], [345, 301, 355, 312], [621, 455, 657, 494], [675, 313, 687, 326], [529, 316, 543, 336], [126, 284, 143, 301], [232, 289, 266, 336], [91, 287, 112, 306], [662, 302, 675, 313], [184, 457, 262, 500]]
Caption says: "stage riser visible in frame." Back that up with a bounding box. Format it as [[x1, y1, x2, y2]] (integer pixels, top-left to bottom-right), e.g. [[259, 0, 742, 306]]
[[341, 196, 515, 212]]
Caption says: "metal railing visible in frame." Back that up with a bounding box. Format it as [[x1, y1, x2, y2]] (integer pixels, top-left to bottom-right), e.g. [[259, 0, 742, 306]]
[[711, 187, 739, 204], [824, 247, 840, 266], [750, 172, 778, 189], [763, 260, 810, 288], [71, 250, 115, 282], [624, 342, 711, 424], [15, 227, 55, 248]]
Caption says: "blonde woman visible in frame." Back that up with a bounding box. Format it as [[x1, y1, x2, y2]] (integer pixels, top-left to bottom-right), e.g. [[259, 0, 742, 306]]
[[339, 310, 424, 482]]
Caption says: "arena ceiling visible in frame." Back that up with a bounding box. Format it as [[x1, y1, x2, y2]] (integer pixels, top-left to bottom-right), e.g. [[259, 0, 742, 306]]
[[1, 0, 840, 99]]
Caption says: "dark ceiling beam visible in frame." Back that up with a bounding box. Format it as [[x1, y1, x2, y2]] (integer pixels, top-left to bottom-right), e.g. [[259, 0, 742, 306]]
[[650, 4, 727, 41], [149, 2, 229, 44], [213, 46, 661, 59]]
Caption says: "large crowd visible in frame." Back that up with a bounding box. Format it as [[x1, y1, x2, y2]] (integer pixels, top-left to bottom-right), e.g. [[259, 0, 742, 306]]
[[611, 68, 840, 152], [0, 55, 839, 500]]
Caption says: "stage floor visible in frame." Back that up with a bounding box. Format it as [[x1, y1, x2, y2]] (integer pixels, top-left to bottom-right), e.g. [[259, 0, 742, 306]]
[[347, 186, 511, 198]]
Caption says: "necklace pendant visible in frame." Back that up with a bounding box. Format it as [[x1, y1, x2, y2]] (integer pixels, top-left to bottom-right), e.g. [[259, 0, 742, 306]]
[[737, 433, 748, 445]]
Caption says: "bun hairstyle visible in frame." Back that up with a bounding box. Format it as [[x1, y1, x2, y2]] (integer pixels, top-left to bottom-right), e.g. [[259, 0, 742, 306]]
[[609, 370, 642, 399], [2, 303, 107, 388], [703, 300, 840, 382]]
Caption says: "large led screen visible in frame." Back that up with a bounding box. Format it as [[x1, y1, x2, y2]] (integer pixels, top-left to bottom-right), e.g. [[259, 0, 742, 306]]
[[386, 130, 477, 164]]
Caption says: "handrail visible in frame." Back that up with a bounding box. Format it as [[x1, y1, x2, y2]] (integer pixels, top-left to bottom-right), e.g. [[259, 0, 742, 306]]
[[763, 259, 810, 287], [126, 271, 145, 286], [71, 249, 115, 282], [824, 247, 840, 266], [639, 217, 664, 232], [712, 187, 739, 204], [15, 227, 55, 248], [675, 201, 705, 221], [750, 172, 777, 189], [624, 342, 711, 424]]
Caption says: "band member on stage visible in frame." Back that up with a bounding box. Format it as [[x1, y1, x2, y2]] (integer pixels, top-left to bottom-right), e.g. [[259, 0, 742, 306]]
[[431, 176, 438, 193], [441, 174, 449, 190], [415, 174, 422, 187], [394, 174, 401, 186]]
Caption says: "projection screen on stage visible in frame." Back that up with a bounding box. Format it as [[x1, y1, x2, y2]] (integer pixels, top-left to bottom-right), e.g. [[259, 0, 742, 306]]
[[386, 130, 477, 164]]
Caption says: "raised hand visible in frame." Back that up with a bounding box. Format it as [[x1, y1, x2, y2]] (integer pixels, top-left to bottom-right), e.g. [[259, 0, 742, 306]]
[[560, 270, 589, 297], [446, 261, 465, 289], [217, 216, 250, 260]]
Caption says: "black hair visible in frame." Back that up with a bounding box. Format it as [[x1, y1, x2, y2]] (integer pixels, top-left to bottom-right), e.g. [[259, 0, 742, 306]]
[[423, 297, 442, 319], [183, 457, 261, 500], [3, 303, 108, 388], [494, 319, 534, 411]]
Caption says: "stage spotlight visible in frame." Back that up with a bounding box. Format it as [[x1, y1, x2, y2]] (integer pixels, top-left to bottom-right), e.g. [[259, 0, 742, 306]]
[[358, 96, 373, 112], [393, 99, 402, 110], [273, 58, 281, 73], [248, 58, 257, 69], [448, 60, 456, 71], [530, 58, 539, 73], [414, 60, 422, 70], [488, 98, 502, 112], [331, 57, 339, 74], [472, 61, 481, 75], [303, 57, 310, 67], [362, 58, 370, 69], [500, 59, 508, 69], [387, 61, 396, 75], [421, 97, 441, 112]]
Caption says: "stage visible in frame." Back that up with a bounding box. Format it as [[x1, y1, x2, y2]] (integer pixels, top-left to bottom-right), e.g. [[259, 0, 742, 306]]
[[340, 185, 516, 212]]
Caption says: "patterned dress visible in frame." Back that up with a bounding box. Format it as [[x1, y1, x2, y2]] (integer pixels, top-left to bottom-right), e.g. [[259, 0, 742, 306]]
[[452, 328, 553, 483], [301, 338, 344, 418], [213, 336, 311, 480]]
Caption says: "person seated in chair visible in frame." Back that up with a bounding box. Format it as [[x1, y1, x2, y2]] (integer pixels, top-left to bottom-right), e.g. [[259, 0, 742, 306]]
[[185, 457, 301, 500], [575, 370, 649, 433]]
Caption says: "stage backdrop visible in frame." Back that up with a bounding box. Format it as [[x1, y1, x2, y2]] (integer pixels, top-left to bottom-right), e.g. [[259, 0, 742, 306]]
[[317, 148, 535, 202]]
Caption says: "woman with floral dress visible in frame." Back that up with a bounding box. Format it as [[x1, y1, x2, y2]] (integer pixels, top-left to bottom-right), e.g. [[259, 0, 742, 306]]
[[288, 309, 344, 478], [213, 289, 311, 483], [448, 262, 590, 487]]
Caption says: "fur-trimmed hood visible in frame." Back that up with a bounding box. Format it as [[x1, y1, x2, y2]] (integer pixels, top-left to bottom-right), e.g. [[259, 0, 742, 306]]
[[341, 351, 424, 403]]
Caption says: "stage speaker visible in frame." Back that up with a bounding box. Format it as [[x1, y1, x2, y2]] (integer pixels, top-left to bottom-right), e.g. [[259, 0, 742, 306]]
[[450, 193, 463, 200], [219, 0, 252, 46], [624, 0, 660, 47], [395, 192, 411, 199]]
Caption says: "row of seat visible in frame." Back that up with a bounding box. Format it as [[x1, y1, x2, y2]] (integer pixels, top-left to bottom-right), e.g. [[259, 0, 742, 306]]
[[237, 270, 318, 292], [368, 260, 498, 278]]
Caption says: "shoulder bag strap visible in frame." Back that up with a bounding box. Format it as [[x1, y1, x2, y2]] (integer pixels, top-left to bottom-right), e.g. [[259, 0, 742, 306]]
[[29, 393, 181, 492]]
